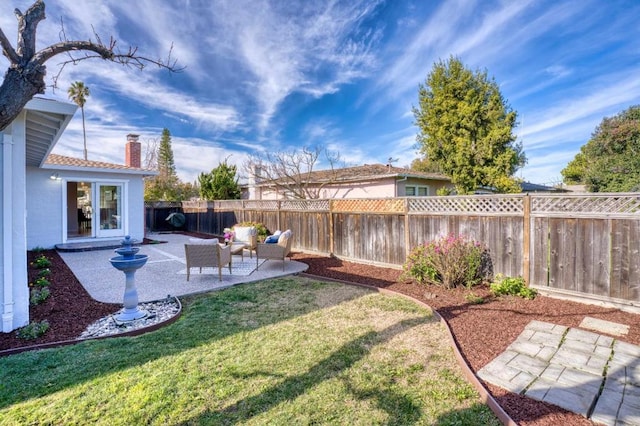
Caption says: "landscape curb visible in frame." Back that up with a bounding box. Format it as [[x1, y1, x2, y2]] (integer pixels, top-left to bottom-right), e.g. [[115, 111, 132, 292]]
[[0, 296, 182, 358], [300, 272, 517, 426]]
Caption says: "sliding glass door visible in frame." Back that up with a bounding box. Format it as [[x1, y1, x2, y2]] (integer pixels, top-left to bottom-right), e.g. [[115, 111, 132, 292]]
[[97, 183, 123, 237]]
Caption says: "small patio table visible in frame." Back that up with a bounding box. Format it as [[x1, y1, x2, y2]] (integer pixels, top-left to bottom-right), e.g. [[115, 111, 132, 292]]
[[228, 242, 247, 261]]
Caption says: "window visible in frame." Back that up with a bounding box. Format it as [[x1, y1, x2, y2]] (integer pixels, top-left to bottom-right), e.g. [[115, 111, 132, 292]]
[[405, 185, 429, 196]]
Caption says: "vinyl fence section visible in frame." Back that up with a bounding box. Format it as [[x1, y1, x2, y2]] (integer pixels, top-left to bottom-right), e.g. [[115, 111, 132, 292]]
[[145, 193, 640, 308]]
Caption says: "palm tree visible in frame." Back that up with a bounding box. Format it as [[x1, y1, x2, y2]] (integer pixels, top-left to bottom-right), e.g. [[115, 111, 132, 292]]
[[67, 81, 90, 160]]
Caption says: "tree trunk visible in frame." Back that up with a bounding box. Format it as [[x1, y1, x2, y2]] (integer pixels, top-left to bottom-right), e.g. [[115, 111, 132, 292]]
[[0, 65, 46, 131]]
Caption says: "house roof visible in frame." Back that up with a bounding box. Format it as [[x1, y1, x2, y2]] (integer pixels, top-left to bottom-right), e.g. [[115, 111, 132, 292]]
[[44, 154, 157, 176], [256, 163, 450, 186], [520, 181, 567, 193]]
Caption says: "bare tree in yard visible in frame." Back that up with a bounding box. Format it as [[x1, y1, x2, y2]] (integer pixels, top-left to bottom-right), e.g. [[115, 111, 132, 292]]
[[142, 136, 159, 170], [243, 145, 341, 199], [0, 0, 180, 132]]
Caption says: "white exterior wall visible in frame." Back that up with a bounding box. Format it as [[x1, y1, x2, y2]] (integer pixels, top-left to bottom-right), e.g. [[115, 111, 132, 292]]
[[26, 168, 146, 249], [1, 113, 29, 331]]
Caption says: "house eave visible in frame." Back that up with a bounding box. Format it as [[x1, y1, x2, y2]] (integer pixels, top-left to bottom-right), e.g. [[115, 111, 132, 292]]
[[24, 98, 77, 168], [40, 163, 158, 177]]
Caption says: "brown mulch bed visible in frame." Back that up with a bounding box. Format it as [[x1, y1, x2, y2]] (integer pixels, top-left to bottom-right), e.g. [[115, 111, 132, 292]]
[[0, 250, 120, 352], [3, 247, 640, 426]]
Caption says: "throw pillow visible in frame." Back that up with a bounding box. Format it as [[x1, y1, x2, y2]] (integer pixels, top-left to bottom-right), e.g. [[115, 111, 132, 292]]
[[234, 226, 255, 243], [265, 235, 279, 244]]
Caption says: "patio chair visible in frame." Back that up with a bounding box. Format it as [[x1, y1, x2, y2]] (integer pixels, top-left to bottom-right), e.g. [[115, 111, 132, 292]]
[[232, 225, 258, 258], [256, 230, 292, 271], [184, 242, 231, 281]]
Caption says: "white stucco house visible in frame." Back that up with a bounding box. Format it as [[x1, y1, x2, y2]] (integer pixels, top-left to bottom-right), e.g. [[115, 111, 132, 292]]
[[1, 97, 155, 333]]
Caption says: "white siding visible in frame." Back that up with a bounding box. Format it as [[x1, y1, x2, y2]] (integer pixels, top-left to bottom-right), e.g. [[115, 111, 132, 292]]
[[26, 168, 146, 249]]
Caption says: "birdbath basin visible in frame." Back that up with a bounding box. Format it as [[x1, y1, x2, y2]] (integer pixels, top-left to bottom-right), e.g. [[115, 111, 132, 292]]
[[109, 236, 148, 321]]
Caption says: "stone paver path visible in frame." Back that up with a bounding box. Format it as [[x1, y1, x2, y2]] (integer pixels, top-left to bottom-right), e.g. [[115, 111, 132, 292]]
[[478, 320, 640, 425]]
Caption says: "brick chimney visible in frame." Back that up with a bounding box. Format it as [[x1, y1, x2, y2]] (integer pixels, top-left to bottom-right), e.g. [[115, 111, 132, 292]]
[[125, 134, 141, 168]]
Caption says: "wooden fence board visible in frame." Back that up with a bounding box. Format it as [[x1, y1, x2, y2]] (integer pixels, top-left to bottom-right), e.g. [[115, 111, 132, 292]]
[[279, 211, 330, 253], [531, 217, 549, 287], [592, 219, 610, 298], [610, 219, 640, 301], [574, 220, 591, 294], [628, 220, 640, 301], [553, 218, 577, 292]]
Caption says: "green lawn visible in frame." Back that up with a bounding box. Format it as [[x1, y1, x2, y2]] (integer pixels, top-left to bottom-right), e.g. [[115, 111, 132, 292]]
[[0, 277, 500, 425]]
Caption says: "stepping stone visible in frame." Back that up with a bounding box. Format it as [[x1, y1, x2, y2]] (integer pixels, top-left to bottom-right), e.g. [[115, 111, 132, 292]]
[[580, 317, 629, 336]]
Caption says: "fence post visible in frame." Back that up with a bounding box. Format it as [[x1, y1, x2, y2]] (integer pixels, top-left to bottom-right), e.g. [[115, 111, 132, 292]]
[[523, 194, 531, 285], [329, 199, 334, 255], [404, 198, 410, 260], [277, 200, 281, 231]]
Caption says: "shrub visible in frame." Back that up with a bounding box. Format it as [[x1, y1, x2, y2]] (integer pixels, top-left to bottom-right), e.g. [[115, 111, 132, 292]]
[[37, 268, 51, 278], [401, 244, 438, 284], [403, 234, 487, 289], [490, 274, 537, 300], [33, 277, 51, 287], [32, 255, 51, 269], [464, 292, 485, 304], [16, 320, 50, 340], [30, 287, 50, 305]]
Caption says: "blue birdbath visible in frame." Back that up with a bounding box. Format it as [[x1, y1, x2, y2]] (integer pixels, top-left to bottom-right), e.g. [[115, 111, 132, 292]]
[[109, 236, 149, 321]]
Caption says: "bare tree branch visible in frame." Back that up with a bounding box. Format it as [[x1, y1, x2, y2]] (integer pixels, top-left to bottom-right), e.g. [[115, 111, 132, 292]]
[[0, 27, 19, 64], [243, 146, 341, 199], [0, 0, 183, 131]]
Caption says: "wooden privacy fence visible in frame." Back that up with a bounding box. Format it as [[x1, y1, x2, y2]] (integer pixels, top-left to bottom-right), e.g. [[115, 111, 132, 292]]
[[145, 193, 640, 308]]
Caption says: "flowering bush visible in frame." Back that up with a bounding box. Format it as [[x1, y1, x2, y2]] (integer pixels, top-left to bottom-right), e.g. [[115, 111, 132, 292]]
[[223, 228, 235, 242], [402, 234, 487, 289], [401, 244, 438, 284]]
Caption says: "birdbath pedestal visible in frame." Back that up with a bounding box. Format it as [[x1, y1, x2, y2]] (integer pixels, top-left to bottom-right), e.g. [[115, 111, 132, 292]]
[[109, 236, 149, 321]]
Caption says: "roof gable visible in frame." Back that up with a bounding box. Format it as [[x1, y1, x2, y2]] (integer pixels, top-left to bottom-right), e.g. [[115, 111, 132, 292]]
[[259, 163, 450, 186]]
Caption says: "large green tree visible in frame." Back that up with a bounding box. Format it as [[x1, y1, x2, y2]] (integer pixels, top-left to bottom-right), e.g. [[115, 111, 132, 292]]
[[412, 56, 526, 194], [145, 128, 197, 201], [157, 128, 177, 181], [67, 81, 90, 160], [561, 105, 640, 192], [198, 158, 241, 200]]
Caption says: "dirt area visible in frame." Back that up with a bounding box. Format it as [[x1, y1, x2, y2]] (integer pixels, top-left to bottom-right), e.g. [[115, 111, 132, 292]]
[[2, 247, 639, 426]]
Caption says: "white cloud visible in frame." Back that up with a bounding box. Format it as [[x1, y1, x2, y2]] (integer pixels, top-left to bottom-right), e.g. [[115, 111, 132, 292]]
[[210, 0, 383, 132]]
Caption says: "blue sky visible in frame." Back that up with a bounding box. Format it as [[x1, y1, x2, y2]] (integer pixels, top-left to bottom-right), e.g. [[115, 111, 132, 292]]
[[3, 0, 640, 185]]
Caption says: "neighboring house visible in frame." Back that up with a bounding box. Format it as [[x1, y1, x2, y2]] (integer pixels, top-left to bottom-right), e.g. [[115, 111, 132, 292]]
[[1, 97, 155, 333], [244, 163, 453, 199], [520, 182, 568, 193]]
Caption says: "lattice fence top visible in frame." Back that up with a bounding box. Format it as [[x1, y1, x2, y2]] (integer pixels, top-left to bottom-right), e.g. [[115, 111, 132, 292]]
[[332, 198, 406, 213], [409, 195, 523, 215], [181, 200, 212, 213], [531, 194, 640, 217], [214, 200, 244, 210], [145, 201, 183, 208], [280, 199, 330, 211], [242, 200, 280, 210]]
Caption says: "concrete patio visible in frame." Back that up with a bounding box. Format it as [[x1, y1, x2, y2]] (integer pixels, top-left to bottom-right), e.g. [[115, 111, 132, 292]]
[[58, 232, 308, 304]]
